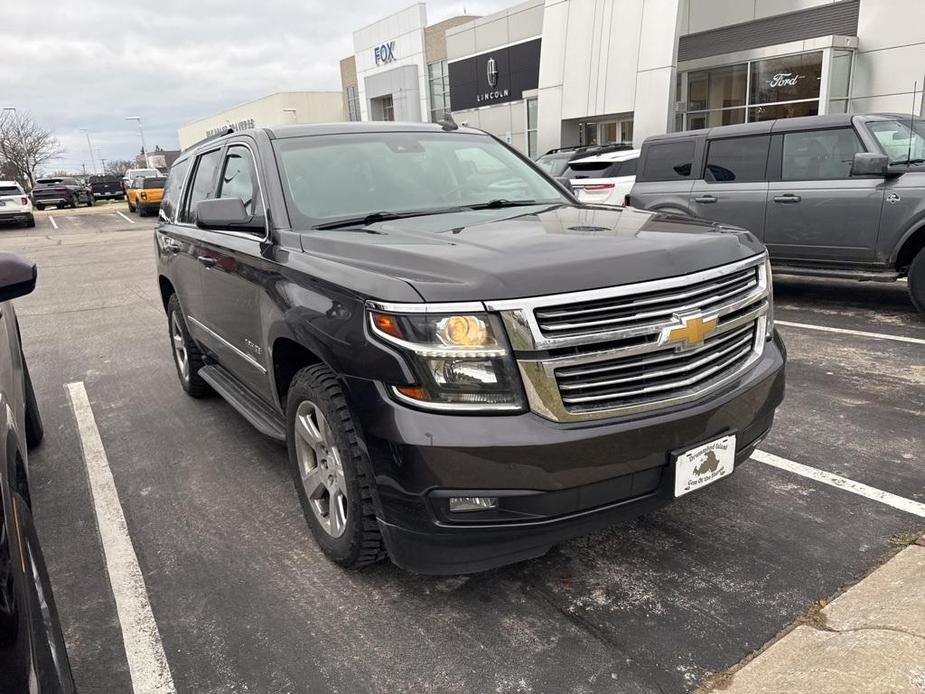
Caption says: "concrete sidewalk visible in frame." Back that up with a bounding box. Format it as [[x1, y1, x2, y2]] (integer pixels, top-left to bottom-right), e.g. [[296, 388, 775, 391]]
[[702, 539, 925, 694]]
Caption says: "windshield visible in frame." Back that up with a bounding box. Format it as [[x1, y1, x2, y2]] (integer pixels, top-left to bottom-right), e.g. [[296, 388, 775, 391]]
[[128, 169, 159, 178], [0, 185, 21, 196], [535, 156, 570, 178], [37, 178, 64, 185], [273, 131, 565, 227], [868, 119, 925, 164]]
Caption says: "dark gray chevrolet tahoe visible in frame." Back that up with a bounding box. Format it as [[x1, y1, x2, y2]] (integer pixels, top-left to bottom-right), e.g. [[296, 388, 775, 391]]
[[629, 113, 925, 312], [155, 122, 785, 574]]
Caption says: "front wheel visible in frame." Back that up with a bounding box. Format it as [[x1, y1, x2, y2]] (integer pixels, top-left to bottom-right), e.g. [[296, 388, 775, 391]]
[[286, 365, 384, 569], [166, 294, 211, 397], [909, 250, 925, 313]]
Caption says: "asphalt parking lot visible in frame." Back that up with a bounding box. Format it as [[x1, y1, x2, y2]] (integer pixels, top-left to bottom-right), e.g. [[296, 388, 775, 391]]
[[3, 205, 923, 693]]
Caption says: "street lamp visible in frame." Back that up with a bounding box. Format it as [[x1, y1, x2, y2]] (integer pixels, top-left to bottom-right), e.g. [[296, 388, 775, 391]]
[[79, 128, 98, 175], [125, 116, 148, 167]]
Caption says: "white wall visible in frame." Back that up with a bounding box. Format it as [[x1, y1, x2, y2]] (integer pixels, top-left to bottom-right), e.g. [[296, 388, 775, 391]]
[[850, 0, 925, 114], [353, 3, 429, 121], [177, 92, 344, 149], [536, 0, 684, 152]]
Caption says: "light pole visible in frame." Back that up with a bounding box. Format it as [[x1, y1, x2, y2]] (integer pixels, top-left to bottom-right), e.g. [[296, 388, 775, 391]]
[[125, 116, 148, 167], [79, 128, 97, 174]]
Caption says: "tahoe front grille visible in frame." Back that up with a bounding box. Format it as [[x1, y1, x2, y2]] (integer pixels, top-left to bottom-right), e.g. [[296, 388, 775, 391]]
[[486, 254, 771, 422]]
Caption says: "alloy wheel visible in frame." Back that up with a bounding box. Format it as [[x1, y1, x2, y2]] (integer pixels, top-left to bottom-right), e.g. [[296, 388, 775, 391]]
[[171, 312, 189, 382], [294, 400, 348, 538]]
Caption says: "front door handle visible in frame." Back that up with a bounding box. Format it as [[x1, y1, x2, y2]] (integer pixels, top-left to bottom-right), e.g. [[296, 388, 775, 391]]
[[773, 194, 802, 204], [197, 256, 216, 268], [694, 195, 717, 204]]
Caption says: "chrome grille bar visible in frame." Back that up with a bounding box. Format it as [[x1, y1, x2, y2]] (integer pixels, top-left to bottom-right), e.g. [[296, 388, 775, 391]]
[[486, 254, 771, 422]]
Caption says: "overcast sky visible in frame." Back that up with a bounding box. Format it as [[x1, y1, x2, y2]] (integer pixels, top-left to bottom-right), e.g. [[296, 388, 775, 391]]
[[2, 1, 512, 174]]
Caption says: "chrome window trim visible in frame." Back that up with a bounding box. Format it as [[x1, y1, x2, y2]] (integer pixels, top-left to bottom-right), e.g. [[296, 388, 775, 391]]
[[187, 315, 267, 374], [485, 253, 767, 352]]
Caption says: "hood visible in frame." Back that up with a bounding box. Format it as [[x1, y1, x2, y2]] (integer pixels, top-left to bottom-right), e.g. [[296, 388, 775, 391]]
[[299, 204, 765, 303]]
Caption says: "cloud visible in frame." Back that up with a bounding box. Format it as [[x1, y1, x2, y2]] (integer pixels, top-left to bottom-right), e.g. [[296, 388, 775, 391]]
[[3, 1, 513, 173]]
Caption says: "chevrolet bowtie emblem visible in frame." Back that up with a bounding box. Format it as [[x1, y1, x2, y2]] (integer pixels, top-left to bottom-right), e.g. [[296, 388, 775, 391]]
[[664, 313, 718, 350]]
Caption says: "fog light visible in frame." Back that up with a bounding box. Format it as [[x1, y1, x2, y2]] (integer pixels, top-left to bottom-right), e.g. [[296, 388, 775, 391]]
[[449, 496, 498, 513]]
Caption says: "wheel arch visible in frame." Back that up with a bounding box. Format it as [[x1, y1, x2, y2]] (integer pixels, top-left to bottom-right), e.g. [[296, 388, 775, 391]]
[[893, 223, 925, 273], [158, 276, 176, 313]]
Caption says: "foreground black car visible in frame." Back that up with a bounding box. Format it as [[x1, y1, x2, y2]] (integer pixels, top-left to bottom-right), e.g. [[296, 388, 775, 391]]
[[31, 178, 92, 210], [0, 253, 76, 693], [155, 122, 785, 574]]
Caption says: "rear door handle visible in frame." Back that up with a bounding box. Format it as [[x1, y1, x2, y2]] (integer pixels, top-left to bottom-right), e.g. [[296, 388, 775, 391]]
[[694, 195, 717, 204], [197, 256, 216, 268], [773, 194, 802, 203]]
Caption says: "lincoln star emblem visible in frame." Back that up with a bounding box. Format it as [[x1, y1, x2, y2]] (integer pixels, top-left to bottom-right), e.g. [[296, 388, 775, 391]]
[[486, 56, 498, 88], [664, 313, 718, 351]]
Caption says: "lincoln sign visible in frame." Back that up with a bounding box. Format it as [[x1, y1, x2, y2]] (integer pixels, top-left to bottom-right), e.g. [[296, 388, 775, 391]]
[[448, 38, 541, 112]]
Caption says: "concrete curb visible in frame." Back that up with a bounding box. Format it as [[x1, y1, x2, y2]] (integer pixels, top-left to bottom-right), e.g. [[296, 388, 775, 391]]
[[701, 541, 925, 694]]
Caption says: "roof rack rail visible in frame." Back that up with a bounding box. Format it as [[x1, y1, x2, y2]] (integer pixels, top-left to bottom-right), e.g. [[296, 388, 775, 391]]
[[543, 142, 634, 157], [182, 126, 237, 153]]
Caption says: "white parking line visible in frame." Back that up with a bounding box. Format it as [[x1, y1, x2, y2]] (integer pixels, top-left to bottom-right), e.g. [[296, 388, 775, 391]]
[[48, 215, 58, 230], [65, 382, 176, 694], [116, 210, 136, 224], [776, 320, 925, 346], [753, 449, 925, 518]]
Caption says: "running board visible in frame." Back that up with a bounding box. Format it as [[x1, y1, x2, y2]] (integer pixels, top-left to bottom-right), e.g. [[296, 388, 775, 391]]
[[198, 365, 287, 442], [772, 265, 900, 283]]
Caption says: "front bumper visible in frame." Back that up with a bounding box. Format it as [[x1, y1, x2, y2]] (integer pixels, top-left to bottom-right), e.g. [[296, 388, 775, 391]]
[[346, 331, 786, 574]]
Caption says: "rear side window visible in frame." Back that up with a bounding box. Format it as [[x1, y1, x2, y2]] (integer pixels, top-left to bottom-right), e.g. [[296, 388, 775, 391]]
[[641, 141, 695, 180], [782, 128, 864, 181], [160, 159, 190, 221], [704, 136, 770, 183], [616, 158, 637, 177], [180, 149, 222, 224]]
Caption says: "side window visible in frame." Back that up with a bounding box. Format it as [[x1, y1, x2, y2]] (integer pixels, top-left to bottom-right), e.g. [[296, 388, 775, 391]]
[[180, 149, 222, 224], [641, 141, 695, 181], [160, 158, 190, 221], [704, 135, 770, 183], [217, 145, 261, 217], [782, 128, 864, 181], [619, 158, 638, 177]]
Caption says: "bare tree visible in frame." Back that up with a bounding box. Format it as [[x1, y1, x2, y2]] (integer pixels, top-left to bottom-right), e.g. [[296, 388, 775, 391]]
[[104, 159, 135, 176], [0, 110, 65, 188]]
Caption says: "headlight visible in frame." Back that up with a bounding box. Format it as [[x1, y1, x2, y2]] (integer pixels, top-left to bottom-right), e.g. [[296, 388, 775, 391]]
[[762, 252, 775, 337], [368, 307, 525, 411]]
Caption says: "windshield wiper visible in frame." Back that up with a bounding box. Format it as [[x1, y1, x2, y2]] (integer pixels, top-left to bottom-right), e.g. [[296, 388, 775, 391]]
[[466, 199, 555, 210], [890, 157, 925, 166], [314, 209, 454, 230]]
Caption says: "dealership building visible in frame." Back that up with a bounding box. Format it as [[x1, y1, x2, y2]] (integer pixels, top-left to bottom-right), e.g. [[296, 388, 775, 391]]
[[341, 0, 925, 157], [177, 91, 345, 149]]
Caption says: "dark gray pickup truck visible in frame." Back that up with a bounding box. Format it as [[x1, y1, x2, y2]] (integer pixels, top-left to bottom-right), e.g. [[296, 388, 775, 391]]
[[629, 113, 925, 312], [155, 122, 785, 574]]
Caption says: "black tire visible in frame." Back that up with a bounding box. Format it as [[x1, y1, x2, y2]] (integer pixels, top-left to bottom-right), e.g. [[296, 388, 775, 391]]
[[138, 205, 148, 217], [166, 294, 211, 397], [24, 215, 35, 228], [24, 360, 43, 449], [909, 250, 925, 313], [128, 200, 136, 213], [68, 196, 77, 209], [85, 194, 93, 207], [35, 204, 44, 211], [286, 365, 385, 570]]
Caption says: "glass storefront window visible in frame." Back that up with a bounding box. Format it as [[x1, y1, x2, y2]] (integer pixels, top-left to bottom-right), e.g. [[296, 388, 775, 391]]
[[687, 64, 747, 112], [428, 60, 450, 122], [679, 49, 837, 130], [526, 98, 538, 157]]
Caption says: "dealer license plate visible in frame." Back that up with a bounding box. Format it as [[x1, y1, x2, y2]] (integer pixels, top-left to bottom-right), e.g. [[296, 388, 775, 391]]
[[674, 434, 736, 498]]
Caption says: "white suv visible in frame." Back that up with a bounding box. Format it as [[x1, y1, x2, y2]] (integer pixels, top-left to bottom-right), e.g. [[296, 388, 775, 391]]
[[567, 149, 640, 207], [0, 181, 34, 228]]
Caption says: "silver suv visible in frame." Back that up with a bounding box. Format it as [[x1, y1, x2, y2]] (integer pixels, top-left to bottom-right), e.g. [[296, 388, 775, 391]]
[[628, 113, 925, 312]]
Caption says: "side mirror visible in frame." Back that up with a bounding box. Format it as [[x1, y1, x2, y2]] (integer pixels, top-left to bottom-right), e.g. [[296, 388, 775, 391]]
[[0, 253, 36, 303], [195, 198, 265, 233], [851, 152, 888, 177]]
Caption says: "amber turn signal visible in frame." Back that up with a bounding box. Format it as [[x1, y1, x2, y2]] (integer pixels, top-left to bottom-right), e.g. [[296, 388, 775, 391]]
[[371, 312, 402, 338], [395, 385, 430, 401]]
